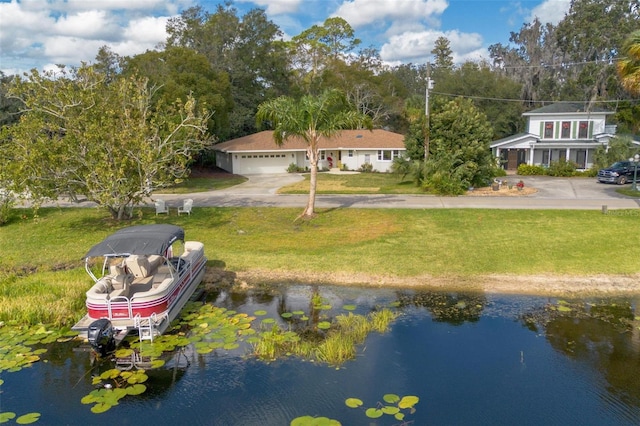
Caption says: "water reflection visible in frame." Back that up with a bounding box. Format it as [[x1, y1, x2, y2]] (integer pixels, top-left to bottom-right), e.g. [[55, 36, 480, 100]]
[[3, 287, 640, 425], [520, 297, 640, 421], [396, 291, 487, 324]]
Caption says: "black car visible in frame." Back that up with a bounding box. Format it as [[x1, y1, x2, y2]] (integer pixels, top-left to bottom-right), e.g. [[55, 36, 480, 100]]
[[597, 161, 639, 184]]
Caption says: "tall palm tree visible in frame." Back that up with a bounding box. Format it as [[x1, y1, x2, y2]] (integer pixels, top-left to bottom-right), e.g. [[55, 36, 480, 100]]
[[256, 89, 372, 218], [617, 30, 640, 95]]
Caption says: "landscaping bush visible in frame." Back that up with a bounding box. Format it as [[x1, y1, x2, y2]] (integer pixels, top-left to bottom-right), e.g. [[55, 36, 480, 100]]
[[517, 164, 545, 175], [358, 163, 373, 173], [579, 168, 598, 177], [546, 160, 578, 177], [423, 171, 466, 195]]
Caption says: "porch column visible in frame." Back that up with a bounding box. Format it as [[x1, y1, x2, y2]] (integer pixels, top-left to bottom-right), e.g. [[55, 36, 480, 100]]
[[528, 144, 534, 165], [565, 148, 570, 162]]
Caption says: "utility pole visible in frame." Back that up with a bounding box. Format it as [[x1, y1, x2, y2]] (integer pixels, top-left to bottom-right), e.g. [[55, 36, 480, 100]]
[[424, 62, 434, 161]]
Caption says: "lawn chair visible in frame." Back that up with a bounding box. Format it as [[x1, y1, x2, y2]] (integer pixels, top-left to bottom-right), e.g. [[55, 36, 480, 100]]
[[155, 199, 169, 216], [177, 198, 193, 216]]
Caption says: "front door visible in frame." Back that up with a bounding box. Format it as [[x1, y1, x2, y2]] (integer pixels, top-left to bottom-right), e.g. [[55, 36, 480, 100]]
[[507, 150, 518, 170], [576, 150, 586, 169]]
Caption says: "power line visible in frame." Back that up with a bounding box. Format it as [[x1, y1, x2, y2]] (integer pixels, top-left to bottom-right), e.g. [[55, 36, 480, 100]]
[[430, 91, 640, 105], [494, 58, 621, 71]]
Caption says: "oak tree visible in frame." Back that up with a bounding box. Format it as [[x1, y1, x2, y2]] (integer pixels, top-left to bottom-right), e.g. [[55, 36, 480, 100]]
[[1, 65, 211, 220]]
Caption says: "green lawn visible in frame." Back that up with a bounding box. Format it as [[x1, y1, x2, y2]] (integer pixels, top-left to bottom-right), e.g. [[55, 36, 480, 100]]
[[2, 206, 639, 326], [159, 175, 247, 194], [278, 172, 424, 194]]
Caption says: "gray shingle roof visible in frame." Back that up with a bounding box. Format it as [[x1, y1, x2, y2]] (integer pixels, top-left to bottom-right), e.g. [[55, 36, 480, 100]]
[[524, 102, 612, 115]]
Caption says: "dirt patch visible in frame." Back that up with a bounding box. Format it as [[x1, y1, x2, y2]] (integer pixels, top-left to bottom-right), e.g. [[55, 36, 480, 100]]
[[204, 268, 640, 297], [466, 186, 538, 197]]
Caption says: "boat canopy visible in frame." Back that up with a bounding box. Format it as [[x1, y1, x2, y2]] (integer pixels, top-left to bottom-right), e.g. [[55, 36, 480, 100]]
[[83, 224, 185, 259]]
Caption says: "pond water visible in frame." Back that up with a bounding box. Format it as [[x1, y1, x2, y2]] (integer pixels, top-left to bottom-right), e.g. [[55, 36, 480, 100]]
[[2, 286, 640, 426]]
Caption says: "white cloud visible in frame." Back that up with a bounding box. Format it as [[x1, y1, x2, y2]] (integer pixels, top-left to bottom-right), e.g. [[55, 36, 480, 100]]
[[332, 0, 449, 29], [52, 10, 121, 40], [0, 0, 185, 74], [380, 29, 484, 64], [122, 16, 171, 45], [236, 0, 303, 15], [527, 0, 571, 25]]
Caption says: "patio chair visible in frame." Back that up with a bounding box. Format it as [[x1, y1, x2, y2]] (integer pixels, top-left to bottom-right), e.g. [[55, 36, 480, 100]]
[[177, 198, 193, 216], [155, 199, 169, 216]]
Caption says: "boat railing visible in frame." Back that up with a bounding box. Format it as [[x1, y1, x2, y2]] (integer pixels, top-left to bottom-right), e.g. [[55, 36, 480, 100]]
[[107, 295, 133, 319]]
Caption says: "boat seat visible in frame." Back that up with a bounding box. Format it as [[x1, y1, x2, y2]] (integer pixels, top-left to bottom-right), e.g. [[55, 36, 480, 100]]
[[126, 255, 164, 278], [110, 273, 133, 298]]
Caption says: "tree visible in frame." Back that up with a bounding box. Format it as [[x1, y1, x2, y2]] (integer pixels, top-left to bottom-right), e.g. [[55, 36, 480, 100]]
[[124, 47, 233, 140], [1, 66, 211, 220], [256, 89, 372, 218], [617, 30, 640, 96], [425, 98, 495, 194], [288, 17, 361, 95], [431, 37, 454, 71], [167, 4, 289, 139]]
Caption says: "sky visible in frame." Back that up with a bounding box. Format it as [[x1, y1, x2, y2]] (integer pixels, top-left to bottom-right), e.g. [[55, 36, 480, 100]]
[[0, 0, 572, 76]]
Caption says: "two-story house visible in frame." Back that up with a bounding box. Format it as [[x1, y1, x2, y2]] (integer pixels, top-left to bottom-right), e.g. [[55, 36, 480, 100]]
[[490, 103, 618, 171]]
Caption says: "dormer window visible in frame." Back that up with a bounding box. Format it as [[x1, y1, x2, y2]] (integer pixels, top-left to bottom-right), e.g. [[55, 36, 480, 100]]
[[578, 121, 589, 138], [561, 121, 571, 138], [544, 122, 554, 139]]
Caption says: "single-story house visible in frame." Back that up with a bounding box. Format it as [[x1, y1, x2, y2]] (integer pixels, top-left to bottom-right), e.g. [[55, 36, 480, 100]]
[[213, 129, 406, 174], [490, 103, 620, 170]]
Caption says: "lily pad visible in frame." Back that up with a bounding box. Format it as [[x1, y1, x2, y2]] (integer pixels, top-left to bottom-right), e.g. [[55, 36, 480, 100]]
[[383, 393, 400, 403], [0, 412, 17, 422], [90, 403, 113, 414], [365, 408, 383, 418], [290, 415, 341, 426], [126, 384, 147, 396], [345, 398, 363, 408], [16, 412, 40, 424], [317, 321, 331, 330], [398, 395, 419, 409], [381, 406, 400, 415]]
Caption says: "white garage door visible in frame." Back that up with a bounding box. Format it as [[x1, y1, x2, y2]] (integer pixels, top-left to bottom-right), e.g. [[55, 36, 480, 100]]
[[235, 153, 292, 174]]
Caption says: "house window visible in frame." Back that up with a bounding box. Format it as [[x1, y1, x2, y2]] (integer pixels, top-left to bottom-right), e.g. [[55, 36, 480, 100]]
[[320, 151, 326, 160], [561, 121, 571, 138], [377, 150, 402, 161], [578, 121, 589, 138], [544, 122, 554, 139], [348, 150, 353, 157]]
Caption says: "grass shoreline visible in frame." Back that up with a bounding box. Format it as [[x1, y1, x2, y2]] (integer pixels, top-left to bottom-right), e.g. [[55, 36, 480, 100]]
[[226, 268, 640, 298], [2, 204, 640, 327]]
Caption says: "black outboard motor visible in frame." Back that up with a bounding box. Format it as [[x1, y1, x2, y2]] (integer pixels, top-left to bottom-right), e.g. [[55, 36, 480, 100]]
[[87, 319, 115, 357]]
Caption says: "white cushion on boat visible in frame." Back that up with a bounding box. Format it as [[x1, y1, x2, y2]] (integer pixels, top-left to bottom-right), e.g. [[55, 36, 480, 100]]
[[126, 255, 151, 278], [110, 264, 125, 276]]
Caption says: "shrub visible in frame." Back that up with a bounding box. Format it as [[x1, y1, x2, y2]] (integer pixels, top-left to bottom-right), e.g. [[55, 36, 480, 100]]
[[286, 163, 300, 173], [358, 163, 373, 173], [546, 160, 577, 177], [517, 164, 545, 175], [423, 171, 465, 195], [492, 167, 507, 177], [579, 168, 598, 177]]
